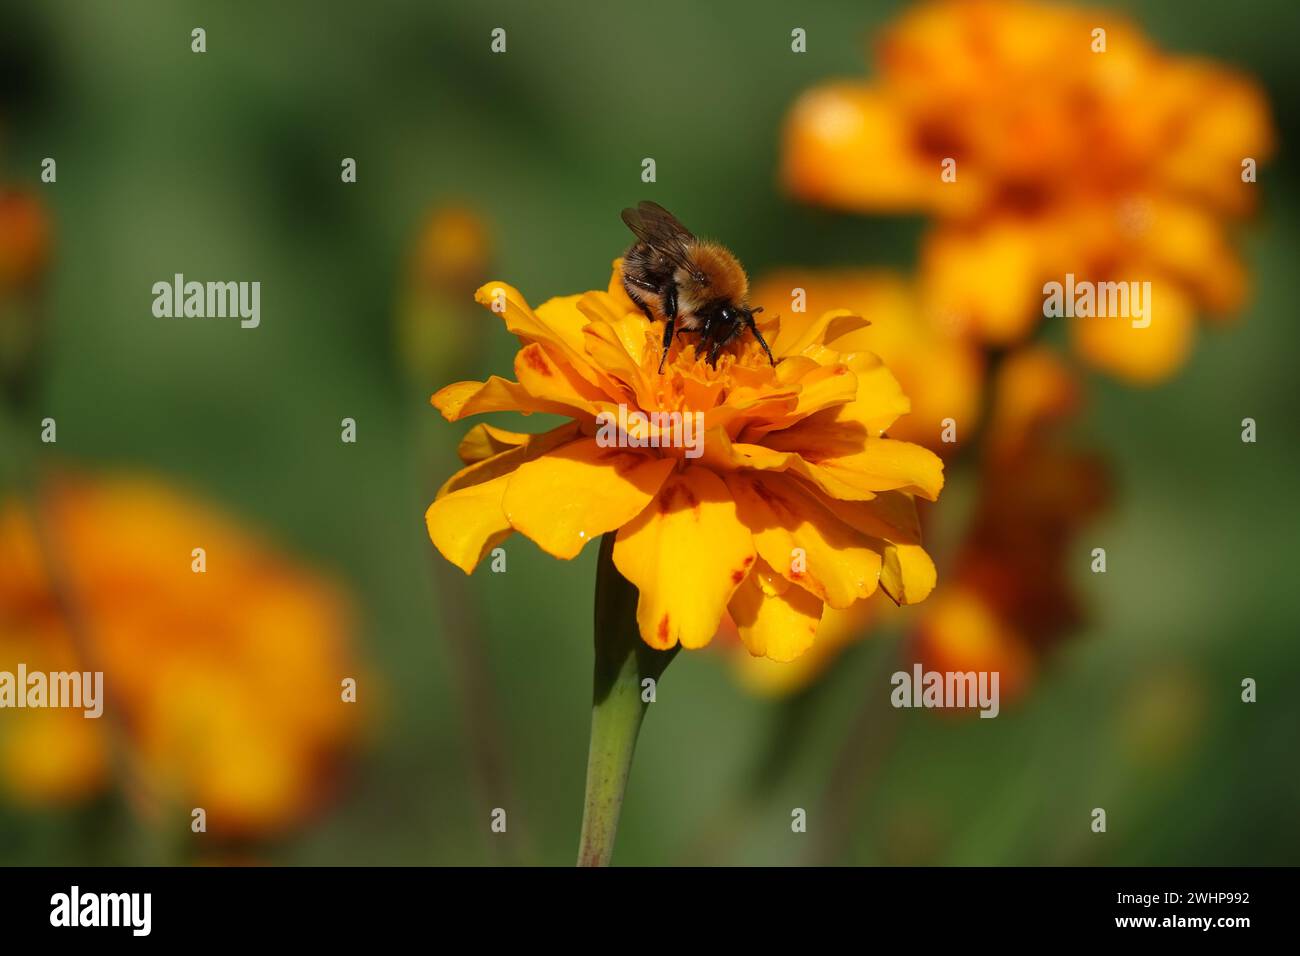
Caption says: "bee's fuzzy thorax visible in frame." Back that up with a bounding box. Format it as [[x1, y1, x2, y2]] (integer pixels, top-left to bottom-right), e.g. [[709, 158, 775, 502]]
[[687, 241, 749, 304]]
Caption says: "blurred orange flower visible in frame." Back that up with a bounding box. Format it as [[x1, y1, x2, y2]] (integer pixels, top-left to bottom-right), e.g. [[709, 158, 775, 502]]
[[0, 476, 362, 838], [782, 0, 1274, 382], [910, 348, 1110, 698]]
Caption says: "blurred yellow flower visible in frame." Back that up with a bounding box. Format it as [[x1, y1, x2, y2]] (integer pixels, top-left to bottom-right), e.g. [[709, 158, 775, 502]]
[[0, 476, 362, 837], [782, 0, 1274, 382], [427, 263, 944, 661]]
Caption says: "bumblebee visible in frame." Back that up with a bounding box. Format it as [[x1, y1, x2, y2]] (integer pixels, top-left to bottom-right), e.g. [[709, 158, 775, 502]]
[[620, 201, 775, 371]]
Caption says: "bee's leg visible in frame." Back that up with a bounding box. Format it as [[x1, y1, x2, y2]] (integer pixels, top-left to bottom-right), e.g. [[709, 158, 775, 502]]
[[702, 322, 726, 368], [706, 339, 723, 367], [657, 280, 679, 372], [658, 315, 675, 372], [744, 313, 777, 367]]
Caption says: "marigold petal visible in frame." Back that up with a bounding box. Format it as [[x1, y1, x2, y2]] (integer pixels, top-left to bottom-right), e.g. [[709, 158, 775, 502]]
[[502, 439, 675, 560], [819, 489, 922, 544], [880, 543, 937, 605], [432, 376, 573, 421], [742, 362, 860, 440], [728, 557, 824, 662], [765, 426, 945, 501], [456, 423, 532, 464], [613, 467, 755, 651], [771, 308, 870, 360], [725, 472, 881, 609], [430, 423, 582, 569], [581, 319, 654, 406], [514, 343, 613, 418], [437, 423, 580, 498], [425, 475, 514, 575]]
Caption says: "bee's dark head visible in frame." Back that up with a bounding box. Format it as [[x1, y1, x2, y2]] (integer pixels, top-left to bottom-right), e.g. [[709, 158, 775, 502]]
[[709, 303, 760, 324]]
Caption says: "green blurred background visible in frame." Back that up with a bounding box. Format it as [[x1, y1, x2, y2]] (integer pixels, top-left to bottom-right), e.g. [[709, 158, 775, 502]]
[[1, 0, 1297, 865]]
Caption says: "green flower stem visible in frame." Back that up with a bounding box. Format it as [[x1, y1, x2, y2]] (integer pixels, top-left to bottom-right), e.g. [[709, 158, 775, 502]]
[[576, 533, 678, 867]]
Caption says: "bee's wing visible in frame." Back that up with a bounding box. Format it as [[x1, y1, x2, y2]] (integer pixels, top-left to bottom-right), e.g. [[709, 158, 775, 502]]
[[621, 201, 698, 275]]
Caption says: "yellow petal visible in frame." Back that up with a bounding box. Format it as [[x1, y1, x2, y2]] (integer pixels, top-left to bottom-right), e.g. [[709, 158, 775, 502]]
[[757, 352, 909, 444], [741, 362, 860, 440], [728, 557, 824, 662], [820, 489, 922, 544], [514, 343, 612, 417], [725, 472, 881, 609], [502, 439, 676, 560], [428, 424, 580, 571], [880, 543, 937, 605], [432, 376, 575, 422], [476, 282, 594, 375], [437, 422, 579, 498], [771, 308, 870, 360], [766, 426, 945, 501], [457, 423, 532, 464], [580, 319, 655, 408], [810, 489, 934, 604], [425, 474, 513, 575], [613, 467, 755, 651]]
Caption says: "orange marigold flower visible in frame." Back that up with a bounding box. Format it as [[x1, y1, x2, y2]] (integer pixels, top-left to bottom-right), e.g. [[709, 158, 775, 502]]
[[427, 262, 945, 661], [782, 0, 1274, 382], [0, 476, 362, 837]]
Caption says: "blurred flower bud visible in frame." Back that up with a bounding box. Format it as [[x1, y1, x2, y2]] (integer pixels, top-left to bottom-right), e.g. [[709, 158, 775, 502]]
[[0, 190, 52, 406], [0, 189, 50, 295], [397, 205, 492, 387]]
